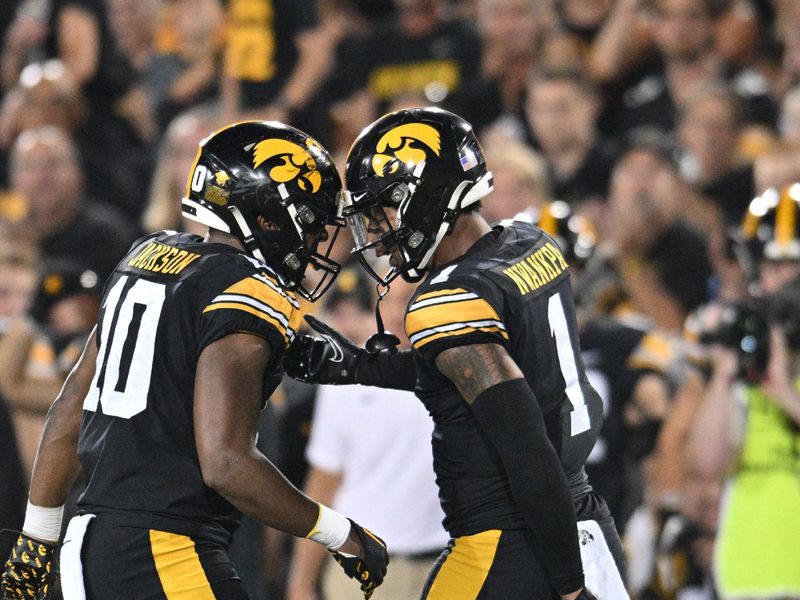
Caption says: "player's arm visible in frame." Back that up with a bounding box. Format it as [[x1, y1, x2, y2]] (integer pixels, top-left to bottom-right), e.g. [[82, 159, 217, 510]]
[[2, 327, 96, 599], [194, 333, 388, 596], [27, 326, 96, 514], [435, 343, 586, 600]]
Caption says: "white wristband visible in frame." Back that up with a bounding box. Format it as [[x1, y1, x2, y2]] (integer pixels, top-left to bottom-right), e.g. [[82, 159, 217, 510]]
[[305, 503, 350, 551], [22, 501, 64, 543]]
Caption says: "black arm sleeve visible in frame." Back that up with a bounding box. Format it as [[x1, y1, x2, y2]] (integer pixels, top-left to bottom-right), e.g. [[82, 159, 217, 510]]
[[355, 349, 417, 392], [471, 378, 584, 595]]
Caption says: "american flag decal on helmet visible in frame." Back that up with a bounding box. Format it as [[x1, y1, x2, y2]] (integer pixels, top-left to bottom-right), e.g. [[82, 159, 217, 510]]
[[459, 148, 478, 171]]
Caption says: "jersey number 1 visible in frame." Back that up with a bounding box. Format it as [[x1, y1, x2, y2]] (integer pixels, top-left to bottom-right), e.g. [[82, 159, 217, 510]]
[[84, 276, 166, 418], [548, 293, 591, 436]]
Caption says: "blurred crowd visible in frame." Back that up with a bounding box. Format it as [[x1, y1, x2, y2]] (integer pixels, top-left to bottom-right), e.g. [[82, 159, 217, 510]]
[[1, 0, 800, 599]]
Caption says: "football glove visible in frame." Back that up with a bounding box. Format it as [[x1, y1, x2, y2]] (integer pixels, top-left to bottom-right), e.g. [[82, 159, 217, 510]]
[[284, 315, 364, 385], [1, 533, 56, 599], [576, 587, 601, 600], [330, 519, 389, 599]]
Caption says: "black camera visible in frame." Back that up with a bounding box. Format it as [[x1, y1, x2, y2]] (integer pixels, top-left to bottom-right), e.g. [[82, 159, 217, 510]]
[[699, 281, 800, 383]]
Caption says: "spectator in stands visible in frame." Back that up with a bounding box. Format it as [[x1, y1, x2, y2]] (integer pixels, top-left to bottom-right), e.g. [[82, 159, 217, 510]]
[[142, 105, 221, 234], [481, 138, 550, 223], [603, 136, 713, 331], [287, 272, 447, 600], [0, 259, 99, 482], [6, 126, 138, 279], [221, 0, 334, 129], [687, 193, 800, 598], [525, 68, 617, 207], [778, 84, 800, 147], [0, 241, 36, 560], [144, 0, 222, 131], [605, 0, 776, 135], [326, 0, 482, 139], [677, 83, 756, 226], [467, 0, 541, 130], [106, 0, 160, 143]]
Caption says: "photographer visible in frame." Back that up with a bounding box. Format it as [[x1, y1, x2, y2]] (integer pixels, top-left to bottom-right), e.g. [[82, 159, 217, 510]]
[[688, 186, 800, 600]]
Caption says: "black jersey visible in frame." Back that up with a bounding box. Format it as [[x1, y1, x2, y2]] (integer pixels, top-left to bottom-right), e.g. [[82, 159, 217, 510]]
[[77, 231, 302, 545], [405, 222, 603, 537]]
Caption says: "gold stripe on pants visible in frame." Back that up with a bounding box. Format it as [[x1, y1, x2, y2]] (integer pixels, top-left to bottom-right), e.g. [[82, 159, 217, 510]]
[[426, 529, 502, 599], [149, 530, 216, 600]]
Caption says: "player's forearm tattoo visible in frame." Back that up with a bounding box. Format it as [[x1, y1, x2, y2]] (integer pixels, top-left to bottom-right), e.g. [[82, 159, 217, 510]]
[[435, 343, 523, 405]]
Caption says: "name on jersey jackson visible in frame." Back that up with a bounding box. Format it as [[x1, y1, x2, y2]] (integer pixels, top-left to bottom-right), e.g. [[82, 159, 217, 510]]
[[128, 242, 201, 275], [502, 242, 568, 295]]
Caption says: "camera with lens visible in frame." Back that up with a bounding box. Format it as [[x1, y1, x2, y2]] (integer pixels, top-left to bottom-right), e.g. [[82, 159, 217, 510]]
[[699, 281, 800, 383]]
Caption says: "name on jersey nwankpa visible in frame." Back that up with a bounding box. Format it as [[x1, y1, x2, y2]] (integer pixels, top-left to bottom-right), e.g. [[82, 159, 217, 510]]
[[502, 242, 569, 295], [128, 242, 201, 274]]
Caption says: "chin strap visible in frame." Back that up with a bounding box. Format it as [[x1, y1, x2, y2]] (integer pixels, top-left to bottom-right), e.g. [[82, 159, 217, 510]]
[[365, 283, 401, 354]]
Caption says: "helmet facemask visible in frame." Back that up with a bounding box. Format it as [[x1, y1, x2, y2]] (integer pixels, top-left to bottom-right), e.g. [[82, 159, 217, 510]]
[[245, 187, 345, 302]]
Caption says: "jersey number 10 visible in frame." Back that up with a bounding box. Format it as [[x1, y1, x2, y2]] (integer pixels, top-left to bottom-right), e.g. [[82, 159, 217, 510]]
[[84, 276, 166, 418]]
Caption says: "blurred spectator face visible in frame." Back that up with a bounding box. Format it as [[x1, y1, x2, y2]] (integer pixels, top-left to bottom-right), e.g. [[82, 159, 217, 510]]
[[396, 0, 441, 33], [653, 0, 714, 62], [558, 0, 611, 30], [539, 31, 585, 71], [483, 141, 550, 222], [167, 114, 215, 203], [11, 128, 83, 233], [679, 91, 738, 181], [477, 0, 539, 59], [759, 260, 800, 295], [779, 87, 800, 147], [608, 148, 676, 249], [0, 259, 36, 323], [108, 0, 158, 58], [174, 0, 223, 58], [49, 293, 100, 336], [526, 76, 595, 155]]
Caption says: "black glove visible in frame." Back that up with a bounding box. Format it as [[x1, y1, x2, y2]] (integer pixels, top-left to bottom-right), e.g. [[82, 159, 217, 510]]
[[330, 519, 389, 599], [576, 587, 601, 600], [284, 315, 365, 385], [1, 533, 56, 599]]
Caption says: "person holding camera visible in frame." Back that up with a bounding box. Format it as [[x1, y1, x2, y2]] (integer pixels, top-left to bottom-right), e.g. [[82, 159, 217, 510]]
[[688, 186, 800, 600]]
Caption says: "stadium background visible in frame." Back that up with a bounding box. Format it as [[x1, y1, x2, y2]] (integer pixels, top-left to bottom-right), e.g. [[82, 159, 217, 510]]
[[1, 0, 799, 598]]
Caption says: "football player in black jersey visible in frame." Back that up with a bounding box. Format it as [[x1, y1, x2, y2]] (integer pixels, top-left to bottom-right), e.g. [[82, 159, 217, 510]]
[[1, 122, 389, 600], [285, 108, 628, 599]]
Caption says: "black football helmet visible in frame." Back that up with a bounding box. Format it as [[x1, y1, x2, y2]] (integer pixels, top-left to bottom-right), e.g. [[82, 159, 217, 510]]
[[181, 121, 344, 301], [735, 184, 800, 281], [342, 107, 493, 284]]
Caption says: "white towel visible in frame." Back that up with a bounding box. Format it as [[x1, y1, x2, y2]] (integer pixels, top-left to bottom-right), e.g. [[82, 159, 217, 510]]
[[60, 514, 95, 600], [578, 519, 630, 600]]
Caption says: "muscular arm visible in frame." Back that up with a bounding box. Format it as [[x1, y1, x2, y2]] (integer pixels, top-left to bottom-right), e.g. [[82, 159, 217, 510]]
[[195, 333, 321, 536], [435, 343, 585, 598], [27, 327, 97, 508], [194, 333, 360, 557]]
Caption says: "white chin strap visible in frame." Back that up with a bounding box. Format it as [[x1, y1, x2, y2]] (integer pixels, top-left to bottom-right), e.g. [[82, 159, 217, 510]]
[[228, 205, 267, 263], [181, 198, 231, 233], [404, 171, 494, 280]]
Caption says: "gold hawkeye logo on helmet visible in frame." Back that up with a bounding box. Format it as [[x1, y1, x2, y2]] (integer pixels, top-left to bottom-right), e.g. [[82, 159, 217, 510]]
[[252, 138, 322, 193], [372, 123, 440, 177]]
